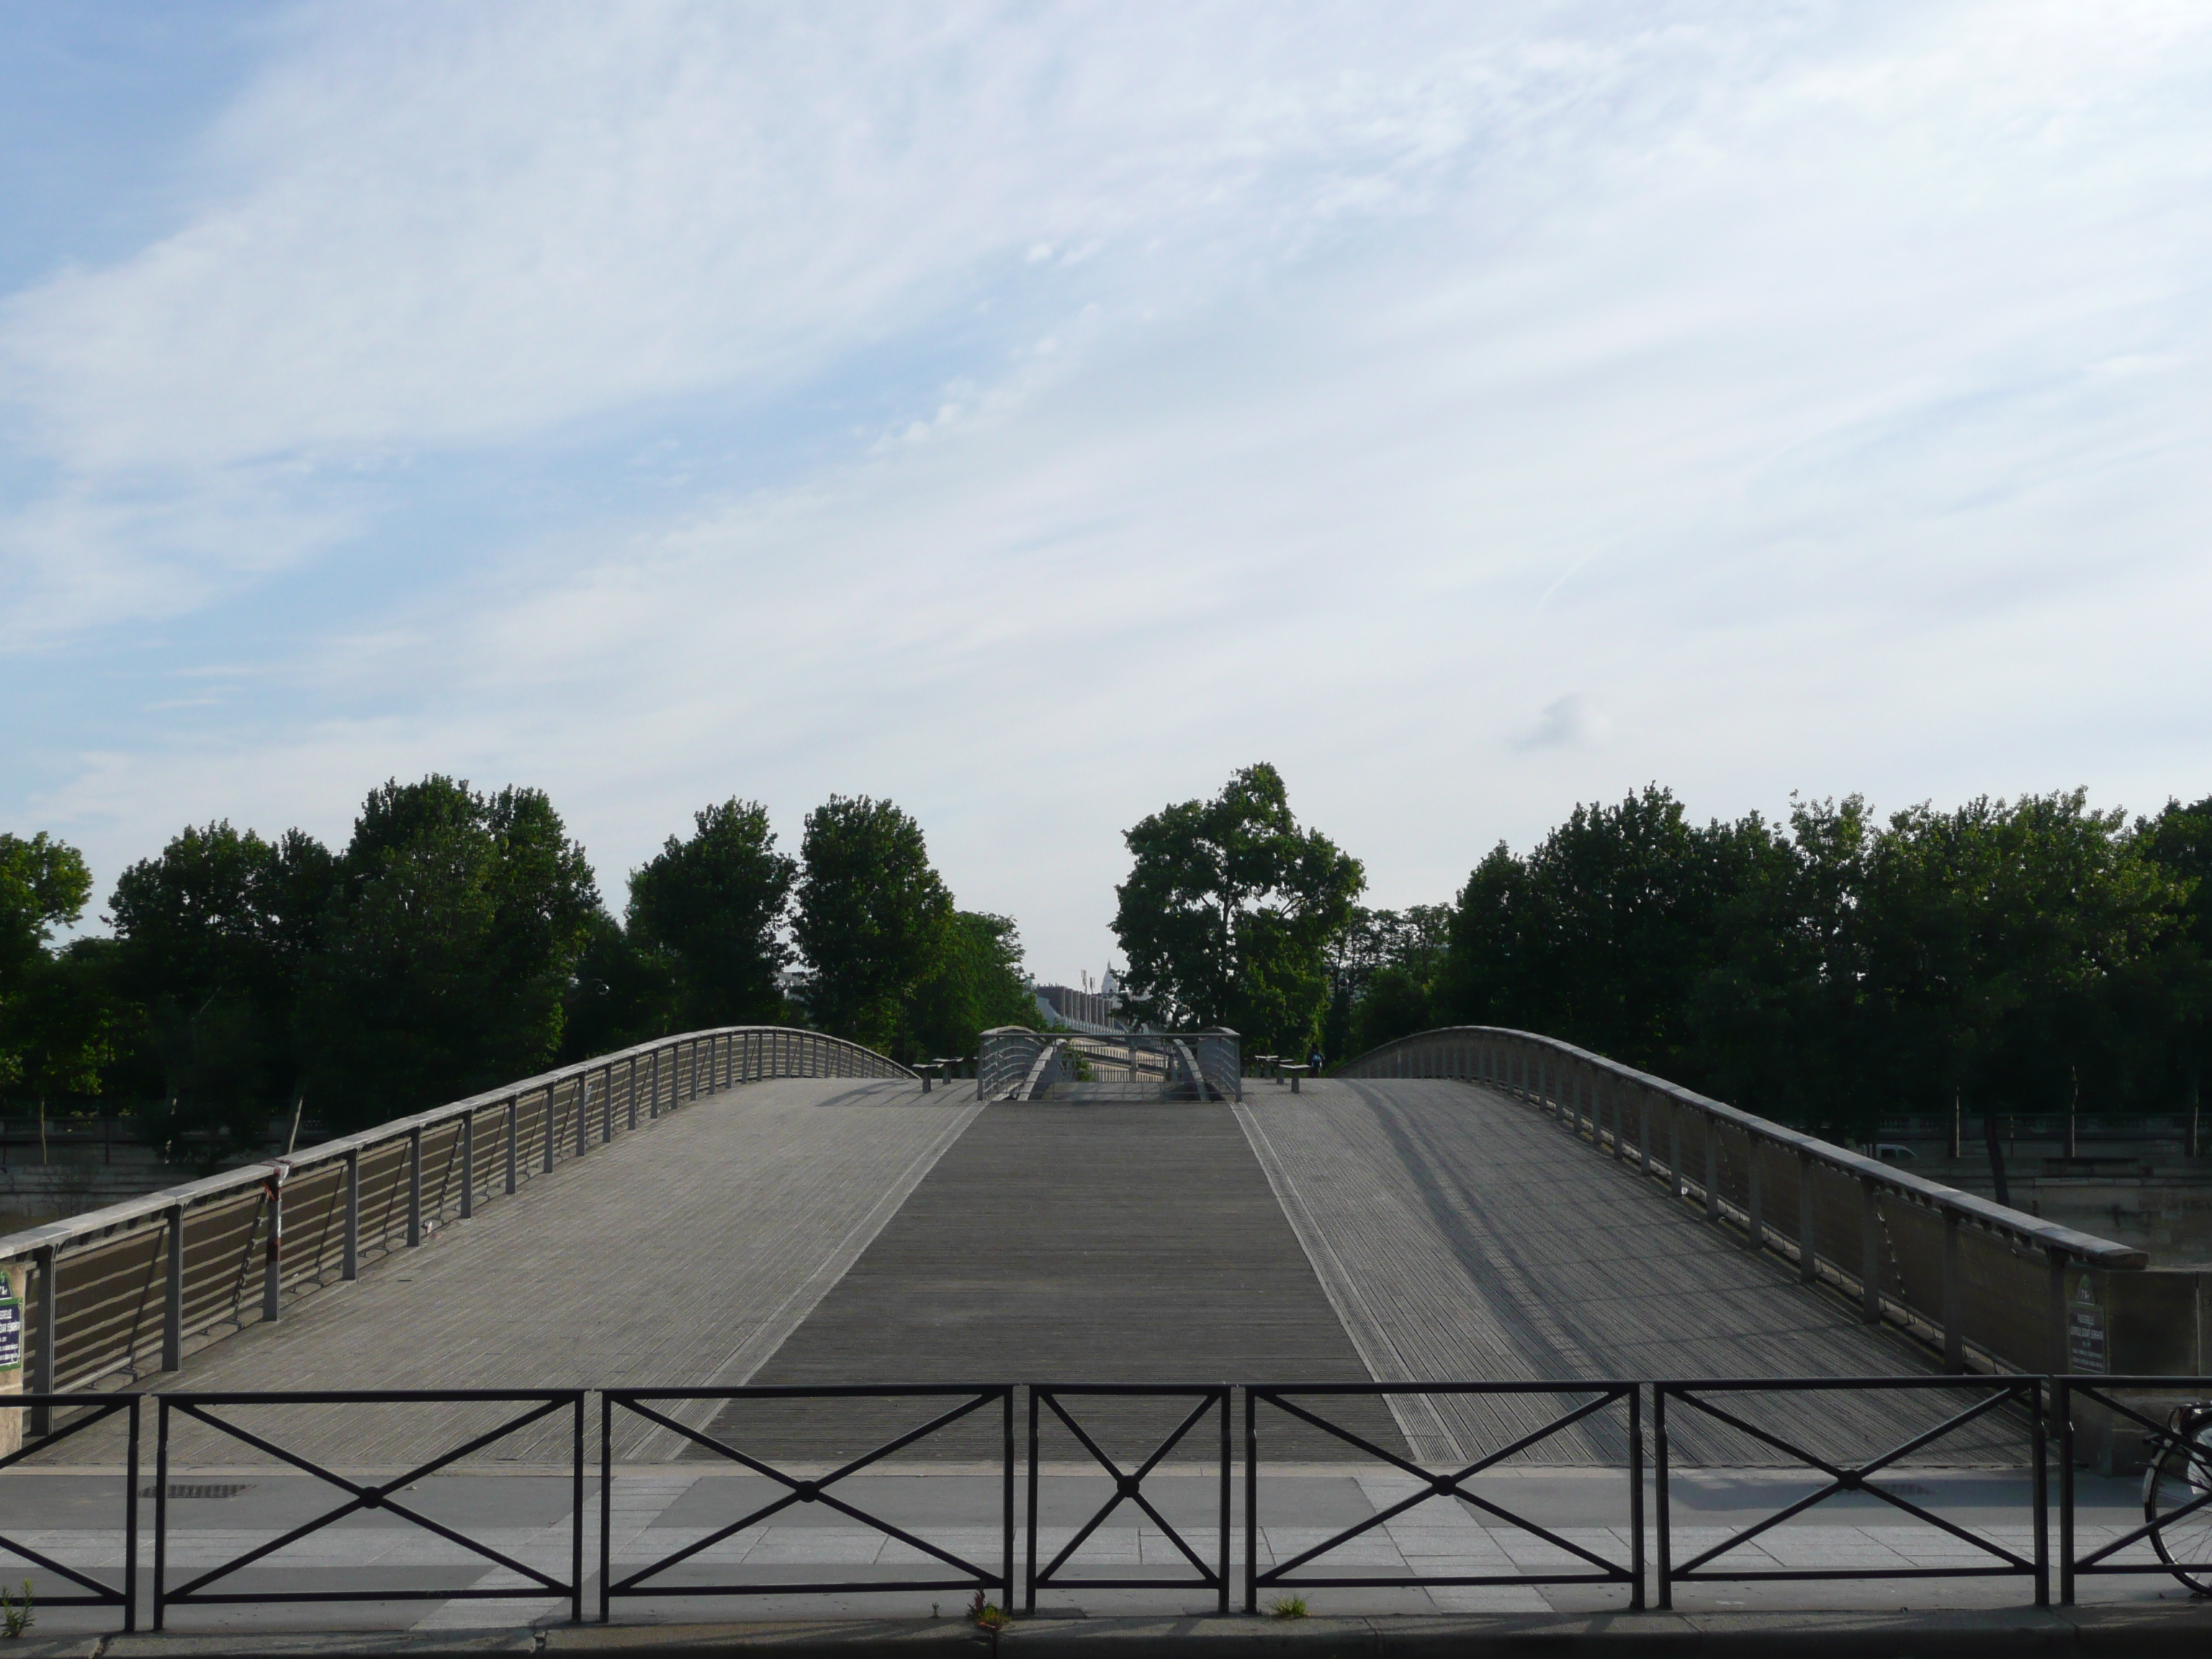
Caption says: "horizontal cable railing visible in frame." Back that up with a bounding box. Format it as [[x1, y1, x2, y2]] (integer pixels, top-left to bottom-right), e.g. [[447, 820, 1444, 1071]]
[[1333, 1027, 2145, 1379], [1, 1028, 912, 1406]]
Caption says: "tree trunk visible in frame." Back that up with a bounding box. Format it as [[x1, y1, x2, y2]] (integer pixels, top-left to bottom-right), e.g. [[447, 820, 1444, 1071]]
[[1984, 1110, 2011, 1208]]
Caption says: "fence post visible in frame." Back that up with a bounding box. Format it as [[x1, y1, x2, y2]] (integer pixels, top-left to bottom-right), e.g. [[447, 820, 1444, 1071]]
[[1797, 1152, 1817, 1284], [1704, 1117, 1720, 1224], [505, 1097, 518, 1195], [628, 1059, 639, 1130], [602, 1067, 613, 1144], [343, 1151, 360, 1280], [163, 1205, 184, 1369], [261, 1169, 283, 1322], [2048, 1248, 2071, 1372], [1942, 1209, 1964, 1372], [577, 1076, 590, 1157], [1859, 1177, 1881, 1323], [544, 1086, 557, 1172], [1744, 1137, 1761, 1251], [32, 1244, 56, 1433], [460, 1110, 476, 1219], [407, 1129, 424, 1248]]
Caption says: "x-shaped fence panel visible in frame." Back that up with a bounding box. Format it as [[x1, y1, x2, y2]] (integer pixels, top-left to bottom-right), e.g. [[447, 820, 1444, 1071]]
[[1655, 1377, 2046, 1609], [2059, 1375, 2212, 1601], [1, 1393, 139, 1629], [602, 1385, 1013, 1619], [1246, 1382, 1643, 1611], [153, 1390, 583, 1628], [1025, 1385, 1230, 1613]]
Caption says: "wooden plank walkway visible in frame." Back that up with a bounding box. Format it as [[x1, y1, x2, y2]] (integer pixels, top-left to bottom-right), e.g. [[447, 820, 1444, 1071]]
[[1238, 1079, 2021, 1467], [45, 1078, 979, 1468], [719, 1103, 1401, 1464]]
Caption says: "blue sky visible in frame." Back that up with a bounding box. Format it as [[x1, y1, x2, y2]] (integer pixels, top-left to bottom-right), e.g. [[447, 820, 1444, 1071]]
[[4, 1, 2211, 983]]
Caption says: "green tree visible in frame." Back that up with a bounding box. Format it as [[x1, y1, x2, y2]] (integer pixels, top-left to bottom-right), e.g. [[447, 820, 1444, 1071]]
[[792, 795, 953, 1057], [907, 912, 1046, 1060], [1329, 904, 1452, 1061], [0, 831, 95, 1089], [559, 910, 676, 1062], [1112, 763, 1363, 1053], [108, 822, 336, 1159], [300, 777, 599, 1129], [627, 799, 795, 1028]]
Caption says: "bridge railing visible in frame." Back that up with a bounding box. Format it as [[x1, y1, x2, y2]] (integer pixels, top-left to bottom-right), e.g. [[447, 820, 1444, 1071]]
[[1334, 1028, 2146, 1379], [0, 1028, 912, 1411]]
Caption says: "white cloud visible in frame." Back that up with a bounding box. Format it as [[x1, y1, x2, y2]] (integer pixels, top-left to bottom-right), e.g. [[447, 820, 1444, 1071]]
[[8, 0, 2212, 978]]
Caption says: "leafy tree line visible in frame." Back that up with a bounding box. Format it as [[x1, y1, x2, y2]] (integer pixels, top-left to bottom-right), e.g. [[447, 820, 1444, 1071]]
[[1108, 768, 2211, 1139], [1, 779, 1039, 1162], [1343, 786, 2212, 1140]]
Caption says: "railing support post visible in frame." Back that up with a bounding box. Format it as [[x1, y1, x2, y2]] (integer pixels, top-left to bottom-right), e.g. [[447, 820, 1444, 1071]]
[[1942, 1210, 1964, 1372], [407, 1129, 424, 1247], [1797, 1153, 1817, 1284], [460, 1110, 475, 1220], [343, 1152, 359, 1280], [1744, 1138, 1761, 1251], [628, 1059, 639, 1130], [602, 1066, 613, 1144], [163, 1205, 184, 1369], [261, 1170, 282, 1323], [505, 1097, 518, 1195], [650, 1050, 662, 1118], [544, 1086, 557, 1173], [1670, 1110, 1683, 1200], [2048, 1248, 2071, 1372], [1859, 1177, 1881, 1323], [1704, 1119, 1720, 1225], [577, 1076, 590, 1157], [32, 1244, 57, 1434]]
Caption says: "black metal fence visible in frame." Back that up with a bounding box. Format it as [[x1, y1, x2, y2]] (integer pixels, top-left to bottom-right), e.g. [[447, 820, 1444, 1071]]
[[1247, 1382, 1642, 1611], [14, 1375, 2208, 1632], [152, 1389, 584, 1629], [1028, 1385, 1230, 1613], [0, 1393, 138, 1629], [603, 1385, 1015, 1620], [1654, 1376, 2047, 1609], [2058, 1375, 2212, 1602]]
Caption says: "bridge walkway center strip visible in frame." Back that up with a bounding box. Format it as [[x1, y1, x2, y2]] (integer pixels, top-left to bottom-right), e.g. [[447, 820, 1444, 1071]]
[[725, 1102, 1404, 1464]]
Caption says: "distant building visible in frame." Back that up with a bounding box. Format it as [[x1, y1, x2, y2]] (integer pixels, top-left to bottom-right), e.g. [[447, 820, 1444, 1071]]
[[1033, 980, 1127, 1033]]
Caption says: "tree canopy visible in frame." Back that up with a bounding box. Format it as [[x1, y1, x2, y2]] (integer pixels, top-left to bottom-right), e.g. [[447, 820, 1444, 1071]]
[[627, 797, 795, 1029], [1112, 763, 1363, 1053], [791, 794, 955, 1058]]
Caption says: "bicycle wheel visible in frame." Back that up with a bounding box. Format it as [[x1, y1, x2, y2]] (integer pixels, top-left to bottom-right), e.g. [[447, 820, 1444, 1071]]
[[2146, 1421, 2212, 1594]]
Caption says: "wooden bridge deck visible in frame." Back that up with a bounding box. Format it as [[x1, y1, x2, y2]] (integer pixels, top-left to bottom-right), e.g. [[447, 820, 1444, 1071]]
[[41, 1075, 2000, 1470]]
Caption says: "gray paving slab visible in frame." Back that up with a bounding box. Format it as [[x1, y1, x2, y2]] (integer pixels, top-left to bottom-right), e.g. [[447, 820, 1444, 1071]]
[[719, 1105, 1399, 1464], [1239, 1079, 2022, 1465]]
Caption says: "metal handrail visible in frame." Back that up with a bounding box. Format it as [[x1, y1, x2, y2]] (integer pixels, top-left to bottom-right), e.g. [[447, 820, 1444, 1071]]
[[4, 1027, 912, 1397], [1336, 1026, 2143, 1271]]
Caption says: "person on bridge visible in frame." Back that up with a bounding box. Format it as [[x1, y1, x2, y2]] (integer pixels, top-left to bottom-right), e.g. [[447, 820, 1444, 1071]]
[[1308, 1047, 1323, 1075]]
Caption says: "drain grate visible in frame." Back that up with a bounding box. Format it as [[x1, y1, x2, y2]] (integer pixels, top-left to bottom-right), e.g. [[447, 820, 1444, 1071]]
[[141, 1483, 253, 1500]]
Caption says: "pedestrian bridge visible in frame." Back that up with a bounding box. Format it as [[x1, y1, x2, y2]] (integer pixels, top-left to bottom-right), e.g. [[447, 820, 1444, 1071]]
[[3, 1024, 2150, 1472]]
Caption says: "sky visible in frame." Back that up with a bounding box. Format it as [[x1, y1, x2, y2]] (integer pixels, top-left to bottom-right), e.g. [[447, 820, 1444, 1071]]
[[3, 1, 2210, 986]]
